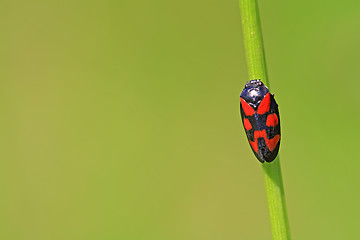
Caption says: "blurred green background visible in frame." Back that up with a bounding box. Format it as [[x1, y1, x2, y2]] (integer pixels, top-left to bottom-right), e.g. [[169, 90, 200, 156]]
[[1, 0, 360, 239]]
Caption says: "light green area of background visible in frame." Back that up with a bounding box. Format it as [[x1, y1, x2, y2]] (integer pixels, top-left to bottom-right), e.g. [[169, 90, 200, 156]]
[[1, 0, 360, 239]]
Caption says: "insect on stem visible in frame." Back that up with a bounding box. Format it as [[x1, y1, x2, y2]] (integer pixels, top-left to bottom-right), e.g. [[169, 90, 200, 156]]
[[238, 0, 292, 239]]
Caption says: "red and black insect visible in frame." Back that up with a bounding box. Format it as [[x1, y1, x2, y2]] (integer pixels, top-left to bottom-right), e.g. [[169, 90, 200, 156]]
[[240, 79, 280, 163]]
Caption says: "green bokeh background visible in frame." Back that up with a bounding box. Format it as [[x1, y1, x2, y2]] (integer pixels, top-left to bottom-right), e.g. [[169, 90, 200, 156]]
[[1, 0, 360, 239]]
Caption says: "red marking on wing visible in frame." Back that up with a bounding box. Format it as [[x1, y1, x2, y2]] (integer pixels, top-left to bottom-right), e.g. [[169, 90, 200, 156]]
[[266, 134, 280, 151], [249, 140, 258, 153], [240, 98, 255, 116], [248, 130, 280, 153], [266, 113, 279, 127], [243, 118, 252, 131], [257, 93, 270, 114]]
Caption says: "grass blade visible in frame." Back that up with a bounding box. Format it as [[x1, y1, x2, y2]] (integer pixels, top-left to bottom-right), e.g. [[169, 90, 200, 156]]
[[238, 0, 292, 239]]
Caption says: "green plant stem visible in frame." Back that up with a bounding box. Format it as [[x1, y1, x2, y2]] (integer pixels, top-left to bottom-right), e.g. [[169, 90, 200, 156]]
[[239, 0, 291, 239]]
